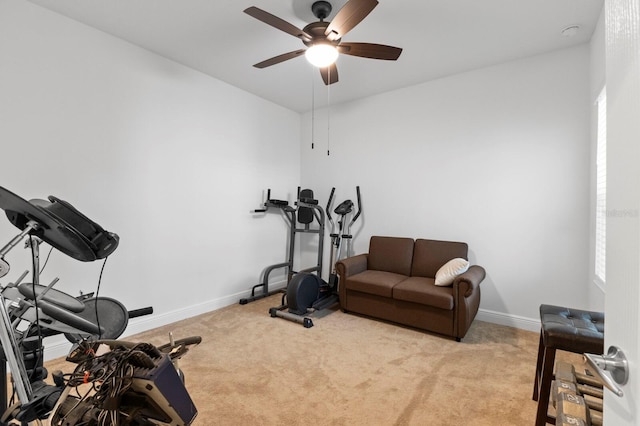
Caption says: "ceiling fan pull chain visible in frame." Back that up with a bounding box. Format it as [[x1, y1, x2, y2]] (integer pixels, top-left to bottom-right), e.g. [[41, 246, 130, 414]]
[[311, 69, 315, 150], [327, 67, 331, 156]]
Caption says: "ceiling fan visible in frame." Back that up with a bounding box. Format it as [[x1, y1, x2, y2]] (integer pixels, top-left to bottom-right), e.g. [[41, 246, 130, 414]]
[[244, 0, 402, 85]]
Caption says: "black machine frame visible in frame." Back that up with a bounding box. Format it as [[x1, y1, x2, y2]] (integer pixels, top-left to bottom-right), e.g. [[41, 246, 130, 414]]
[[239, 187, 326, 305]]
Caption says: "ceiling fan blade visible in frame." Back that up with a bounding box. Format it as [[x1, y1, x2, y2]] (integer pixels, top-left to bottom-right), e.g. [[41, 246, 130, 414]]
[[244, 7, 312, 42], [320, 63, 339, 85], [253, 49, 306, 68], [325, 0, 379, 41], [338, 42, 402, 60]]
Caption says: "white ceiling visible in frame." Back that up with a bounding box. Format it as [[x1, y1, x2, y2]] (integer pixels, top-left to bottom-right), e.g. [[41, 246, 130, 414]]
[[26, 0, 603, 113]]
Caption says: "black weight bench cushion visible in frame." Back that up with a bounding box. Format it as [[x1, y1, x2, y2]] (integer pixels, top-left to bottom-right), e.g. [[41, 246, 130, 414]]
[[539, 304, 604, 354]]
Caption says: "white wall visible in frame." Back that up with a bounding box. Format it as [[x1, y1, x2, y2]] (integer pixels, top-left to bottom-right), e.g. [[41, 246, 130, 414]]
[[0, 0, 597, 352], [0, 0, 300, 356], [301, 45, 593, 329]]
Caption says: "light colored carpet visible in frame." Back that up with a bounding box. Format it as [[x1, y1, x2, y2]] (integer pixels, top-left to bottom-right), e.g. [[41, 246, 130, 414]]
[[44, 295, 582, 425]]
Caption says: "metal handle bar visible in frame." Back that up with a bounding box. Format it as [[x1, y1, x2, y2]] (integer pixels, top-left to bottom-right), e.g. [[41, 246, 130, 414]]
[[326, 187, 336, 225], [350, 186, 362, 226]]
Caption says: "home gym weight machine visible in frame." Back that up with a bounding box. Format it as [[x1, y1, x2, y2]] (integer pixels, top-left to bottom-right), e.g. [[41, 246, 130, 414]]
[[239, 187, 327, 305], [0, 186, 200, 425], [269, 186, 361, 328]]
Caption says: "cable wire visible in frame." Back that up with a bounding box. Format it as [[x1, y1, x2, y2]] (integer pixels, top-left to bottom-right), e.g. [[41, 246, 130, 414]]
[[94, 257, 109, 340], [39, 246, 54, 274], [29, 235, 44, 383]]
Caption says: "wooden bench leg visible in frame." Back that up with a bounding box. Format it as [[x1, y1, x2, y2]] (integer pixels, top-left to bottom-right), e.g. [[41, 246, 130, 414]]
[[535, 344, 556, 426], [533, 331, 544, 401]]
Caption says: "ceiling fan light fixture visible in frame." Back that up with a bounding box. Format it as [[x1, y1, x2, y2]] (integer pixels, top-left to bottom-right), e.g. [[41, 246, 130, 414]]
[[245, 0, 402, 85], [305, 44, 339, 67]]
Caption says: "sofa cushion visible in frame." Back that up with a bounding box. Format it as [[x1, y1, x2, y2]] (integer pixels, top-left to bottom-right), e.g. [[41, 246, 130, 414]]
[[344, 270, 408, 298], [368, 236, 414, 276], [435, 258, 470, 286], [393, 277, 454, 310], [410, 239, 469, 278]]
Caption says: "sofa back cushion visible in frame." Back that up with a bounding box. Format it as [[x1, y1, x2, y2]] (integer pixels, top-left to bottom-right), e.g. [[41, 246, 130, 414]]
[[411, 239, 469, 278], [368, 236, 414, 276]]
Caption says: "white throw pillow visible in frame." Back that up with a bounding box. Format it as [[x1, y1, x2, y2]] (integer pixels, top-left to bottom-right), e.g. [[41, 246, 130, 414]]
[[434, 258, 470, 286]]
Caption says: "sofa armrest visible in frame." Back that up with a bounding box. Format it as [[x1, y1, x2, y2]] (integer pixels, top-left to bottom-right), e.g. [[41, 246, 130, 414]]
[[452, 265, 486, 339], [453, 265, 486, 298], [336, 254, 368, 311], [335, 254, 368, 279]]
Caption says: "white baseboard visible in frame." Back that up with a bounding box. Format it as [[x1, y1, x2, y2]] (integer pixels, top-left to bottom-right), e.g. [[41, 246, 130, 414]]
[[44, 287, 536, 360], [43, 281, 287, 361], [476, 308, 541, 332]]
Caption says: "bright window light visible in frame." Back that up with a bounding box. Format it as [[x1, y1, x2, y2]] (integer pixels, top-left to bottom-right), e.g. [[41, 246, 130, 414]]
[[595, 87, 607, 285], [305, 44, 338, 68]]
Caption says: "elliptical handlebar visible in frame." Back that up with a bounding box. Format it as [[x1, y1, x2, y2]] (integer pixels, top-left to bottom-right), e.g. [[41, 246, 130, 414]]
[[325, 187, 336, 225], [350, 186, 362, 227]]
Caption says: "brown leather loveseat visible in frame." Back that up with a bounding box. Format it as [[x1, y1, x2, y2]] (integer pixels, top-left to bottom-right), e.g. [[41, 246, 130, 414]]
[[335, 236, 486, 341]]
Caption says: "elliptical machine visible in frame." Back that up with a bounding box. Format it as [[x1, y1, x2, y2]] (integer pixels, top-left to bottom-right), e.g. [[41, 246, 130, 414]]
[[269, 187, 361, 328]]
